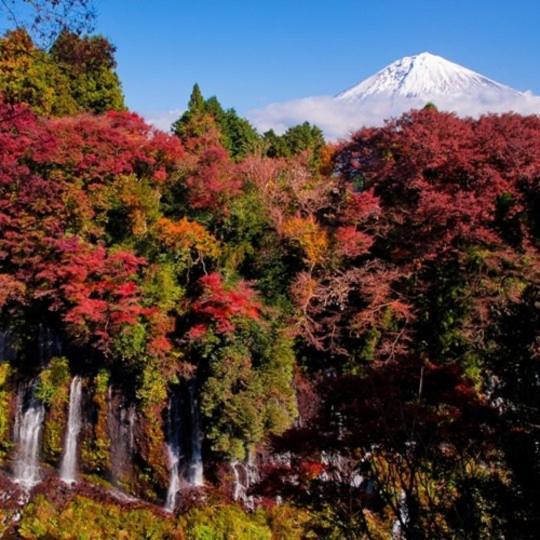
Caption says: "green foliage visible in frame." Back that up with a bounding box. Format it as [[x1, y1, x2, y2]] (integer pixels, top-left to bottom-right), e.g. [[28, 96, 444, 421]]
[[220, 190, 271, 273], [141, 262, 185, 313], [263, 122, 325, 167], [17, 495, 182, 539], [137, 360, 169, 407], [50, 30, 125, 113], [105, 175, 162, 243], [200, 323, 297, 460], [262, 129, 290, 158], [180, 502, 311, 540], [173, 84, 260, 159], [423, 101, 438, 110], [0, 28, 124, 116], [180, 504, 271, 540], [0, 29, 78, 116], [111, 322, 147, 364], [263, 504, 312, 540]]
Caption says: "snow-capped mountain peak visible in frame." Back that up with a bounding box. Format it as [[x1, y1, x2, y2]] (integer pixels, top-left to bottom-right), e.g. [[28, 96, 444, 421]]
[[336, 52, 522, 101], [248, 52, 540, 141]]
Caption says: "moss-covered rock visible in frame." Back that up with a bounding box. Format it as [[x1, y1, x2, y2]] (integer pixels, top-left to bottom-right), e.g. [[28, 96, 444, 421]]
[[37, 357, 71, 463], [0, 363, 14, 460], [81, 370, 111, 474], [135, 361, 169, 499]]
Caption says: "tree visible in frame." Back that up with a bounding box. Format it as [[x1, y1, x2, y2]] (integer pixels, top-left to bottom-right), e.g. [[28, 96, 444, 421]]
[[253, 109, 540, 538], [0, 29, 78, 115], [173, 84, 260, 160], [263, 121, 325, 169], [50, 30, 125, 112], [0, 28, 125, 115]]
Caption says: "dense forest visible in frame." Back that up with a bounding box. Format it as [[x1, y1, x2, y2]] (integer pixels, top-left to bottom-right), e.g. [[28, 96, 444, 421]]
[[0, 21, 539, 540]]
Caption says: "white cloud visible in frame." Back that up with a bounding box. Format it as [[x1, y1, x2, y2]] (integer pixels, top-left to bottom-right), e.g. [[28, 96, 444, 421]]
[[144, 108, 183, 132], [247, 92, 540, 141], [143, 93, 540, 141]]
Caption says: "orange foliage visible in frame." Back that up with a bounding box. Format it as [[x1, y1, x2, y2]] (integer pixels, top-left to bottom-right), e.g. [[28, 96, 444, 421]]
[[282, 215, 328, 267], [156, 217, 219, 261]]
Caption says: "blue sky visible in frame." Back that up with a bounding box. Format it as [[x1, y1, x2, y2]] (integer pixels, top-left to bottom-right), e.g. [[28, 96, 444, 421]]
[[94, 0, 539, 119]]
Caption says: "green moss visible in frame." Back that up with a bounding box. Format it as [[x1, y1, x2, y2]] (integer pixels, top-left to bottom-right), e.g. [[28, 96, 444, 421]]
[[180, 504, 271, 540], [264, 504, 312, 540], [0, 363, 13, 459], [136, 361, 168, 406], [135, 361, 169, 493], [36, 357, 70, 405], [37, 357, 71, 462], [81, 370, 111, 473], [17, 494, 182, 539]]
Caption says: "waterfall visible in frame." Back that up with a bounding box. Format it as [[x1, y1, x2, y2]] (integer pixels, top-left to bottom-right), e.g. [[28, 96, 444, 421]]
[[320, 451, 344, 482], [59, 376, 83, 484], [231, 460, 243, 501], [231, 451, 259, 507], [108, 389, 136, 486], [392, 490, 409, 539], [13, 384, 45, 489], [187, 384, 204, 487], [165, 393, 182, 512], [127, 406, 136, 454]]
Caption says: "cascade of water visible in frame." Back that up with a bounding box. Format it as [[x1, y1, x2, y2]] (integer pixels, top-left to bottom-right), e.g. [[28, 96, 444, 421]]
[[392, 490, 409, 539], [59, 376, 83, 484], [165, 393, 182, 512], [231, 460, 244, 501], [127, 405, 136, 454], [187, 384, 204, 487], [231, 452, 259, 507], [13, 383, 45, 489], [246, 450, 259, 502]]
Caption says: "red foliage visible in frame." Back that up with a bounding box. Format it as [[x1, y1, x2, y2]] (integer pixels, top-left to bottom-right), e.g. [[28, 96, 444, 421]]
[[299, 460, 324, 479], [35, 237, 145, 351], [289, 110, 540, 358], [181, 122, 242, 211], [340, 189, 381, 225], [0, 102, 182, 357], [336, 109, 540, 261], [189, 272, 261, 338], [334, 226, 373, 258], [48, 111, 185, 184]]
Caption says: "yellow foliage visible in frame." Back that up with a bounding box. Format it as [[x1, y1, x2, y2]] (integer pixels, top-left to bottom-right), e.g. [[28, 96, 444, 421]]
[[156, 217, 220, 260], [282, 215, 328, 267]]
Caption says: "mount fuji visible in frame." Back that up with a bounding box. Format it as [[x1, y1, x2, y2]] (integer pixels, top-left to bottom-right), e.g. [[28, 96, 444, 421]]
[[249, 52, 540, 140], [335, 52, 521, 101]]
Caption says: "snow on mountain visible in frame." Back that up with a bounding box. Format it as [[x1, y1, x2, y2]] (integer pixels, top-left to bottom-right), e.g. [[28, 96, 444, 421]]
[[335, 52, 521, 101], [248, 52, 540, 140]]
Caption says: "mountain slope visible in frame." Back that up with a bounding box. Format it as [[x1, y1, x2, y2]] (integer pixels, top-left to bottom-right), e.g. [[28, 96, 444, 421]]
[[336, 52, 521, 101]]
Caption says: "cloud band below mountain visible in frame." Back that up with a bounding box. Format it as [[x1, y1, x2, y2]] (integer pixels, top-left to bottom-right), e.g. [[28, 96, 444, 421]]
[[247, 91, 540, 141]]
